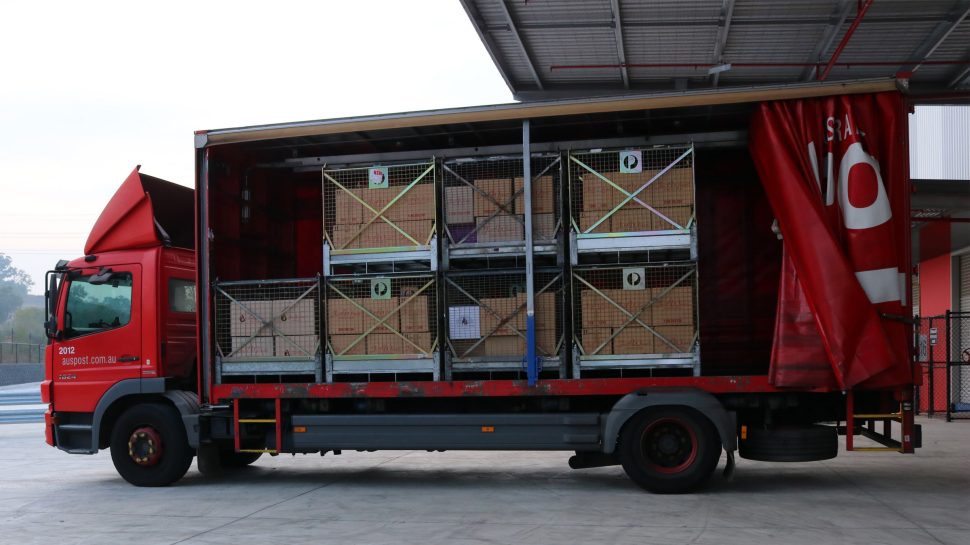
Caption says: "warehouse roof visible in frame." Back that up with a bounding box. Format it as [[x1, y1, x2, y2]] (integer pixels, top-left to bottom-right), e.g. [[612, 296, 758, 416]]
[[460, 0, 970, 100]]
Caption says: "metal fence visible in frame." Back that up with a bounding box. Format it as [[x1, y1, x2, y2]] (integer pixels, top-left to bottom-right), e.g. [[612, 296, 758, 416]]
[[916, 311, 969, 421], [0, 341, 45, 364]]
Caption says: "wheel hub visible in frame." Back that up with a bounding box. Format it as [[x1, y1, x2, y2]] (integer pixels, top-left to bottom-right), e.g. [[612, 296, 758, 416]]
[[128, 426, 164, 466], [640, 417, 698, 475]]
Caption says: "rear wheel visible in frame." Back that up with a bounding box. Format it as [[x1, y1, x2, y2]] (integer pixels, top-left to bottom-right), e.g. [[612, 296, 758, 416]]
[[618, 408, 721, 493], [109, 403, 194, 487]]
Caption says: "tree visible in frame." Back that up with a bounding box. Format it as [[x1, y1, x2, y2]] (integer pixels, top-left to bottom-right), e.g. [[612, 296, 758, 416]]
[[3, 306, 44, 343], [0, 253, 33, 324]]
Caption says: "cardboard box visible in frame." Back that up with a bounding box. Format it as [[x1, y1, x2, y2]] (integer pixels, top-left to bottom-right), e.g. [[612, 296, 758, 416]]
[[610, 209, 651, 233], [229, 300, 275, 337], [644, 167, 694, 207], [474, 178, 513, 217], [230, 336, 274, 358], [402, 332, 433, 354], [366, 333, 403, 355], [384, 183, 435, 222], [581, 328, 613, 355], [579, 212, 611, 233], [513, 175, 555, 214], [652, 325, 694, 353], [333, 189, 362, 225], [351, 187, 392, 218], [358, 220, 433, 248], [650, 286, 693, 326], [532, 213, 557, 240], [534, 292, 558, 332], [476, 215, 524, 242], [399, 291, 430, 333], [327, 299, 364, 334], [480, 294, 527, 334], [361, 297, 400, 333], [329, 334, 366, 356], [614, 327, 654, 354], [330, 223, 361, 249], [275, 335, 318, 357], [581, 288, 651, 328], [651, 206, 693, 231], [449, 222, 478, 244], [446, 185, 474, 224], [484, 335, 526, 357], [273, 299, 316, 336], [536, 328, 558, 356]]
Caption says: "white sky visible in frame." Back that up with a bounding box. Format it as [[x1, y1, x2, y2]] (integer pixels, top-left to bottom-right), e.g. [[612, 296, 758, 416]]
[[0, 1, 511, 294]]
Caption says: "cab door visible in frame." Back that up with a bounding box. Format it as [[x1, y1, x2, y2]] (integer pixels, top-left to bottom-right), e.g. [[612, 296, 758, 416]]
[[51, 265, 142, 413]]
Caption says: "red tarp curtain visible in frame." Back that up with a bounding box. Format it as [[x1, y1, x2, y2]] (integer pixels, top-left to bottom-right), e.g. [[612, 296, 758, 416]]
[[749, 92, 911, 390]]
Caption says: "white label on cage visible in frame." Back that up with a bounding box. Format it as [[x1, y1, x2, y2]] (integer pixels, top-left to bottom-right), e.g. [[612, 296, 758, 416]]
[[371, 278, 391, 299], [449, 306, 481, 339], [619, 150, 642, 173], [369, 166, 389, 189], [918, 335, 928, 362], [623, 267, 645, 290]]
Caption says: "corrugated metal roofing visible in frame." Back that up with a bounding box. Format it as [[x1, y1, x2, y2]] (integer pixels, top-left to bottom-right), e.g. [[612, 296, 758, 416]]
[[461, 0, 970, 99]]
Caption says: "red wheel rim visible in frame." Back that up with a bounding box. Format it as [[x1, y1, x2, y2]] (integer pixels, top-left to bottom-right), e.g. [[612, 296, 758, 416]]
[[128, 426, 164, 466], [639, 417, 698, 474]]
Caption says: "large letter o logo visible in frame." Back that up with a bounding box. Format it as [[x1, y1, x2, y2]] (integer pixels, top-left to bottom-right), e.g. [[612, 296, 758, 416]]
[[838, 142, 891, 230]]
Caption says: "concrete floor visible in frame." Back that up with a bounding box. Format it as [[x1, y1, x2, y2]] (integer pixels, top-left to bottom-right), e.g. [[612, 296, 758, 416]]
[[0, 417, 966, 545]]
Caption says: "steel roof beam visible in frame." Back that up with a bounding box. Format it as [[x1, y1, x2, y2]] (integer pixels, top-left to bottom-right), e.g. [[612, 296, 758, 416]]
[[899, 0, 970, 74], [948, 47, 970, 88], [479, 14, 955, 32], [460, 0, 517, 94], [710, 0, 736, 88], [610, 0, 630, 89], [497, 0, 544, 90], [801, 0, 854, 82], [818, 0, 874, 81]]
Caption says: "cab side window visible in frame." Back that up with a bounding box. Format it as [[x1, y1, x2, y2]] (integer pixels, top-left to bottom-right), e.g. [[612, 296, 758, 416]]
[[63, 273, 133, 339], [169, 278, 196, 313]]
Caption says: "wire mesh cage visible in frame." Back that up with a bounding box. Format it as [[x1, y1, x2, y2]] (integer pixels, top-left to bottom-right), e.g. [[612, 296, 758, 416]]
[[325, 274, 438, 370], [322, 160, 437, 253], [443, 270, 564, 374], [213, 278, 321, 372], [568, 146, 694, 235], [571, 263, 698, 359], [442, 154, 561, 248]]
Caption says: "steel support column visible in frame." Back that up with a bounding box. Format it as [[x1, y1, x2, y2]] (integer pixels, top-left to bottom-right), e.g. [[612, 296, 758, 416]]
[[523, 120, 538, 385]]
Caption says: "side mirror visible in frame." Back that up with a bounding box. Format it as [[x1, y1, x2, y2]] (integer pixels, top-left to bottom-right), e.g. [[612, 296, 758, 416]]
[[44, 271, 61, 340]]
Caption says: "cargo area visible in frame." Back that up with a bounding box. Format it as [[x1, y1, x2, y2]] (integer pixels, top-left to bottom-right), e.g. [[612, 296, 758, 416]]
[[202, 102, 780, 385]]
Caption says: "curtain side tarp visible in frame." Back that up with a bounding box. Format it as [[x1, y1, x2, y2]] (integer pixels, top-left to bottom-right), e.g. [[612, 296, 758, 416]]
[[750, 92, 911, 390]]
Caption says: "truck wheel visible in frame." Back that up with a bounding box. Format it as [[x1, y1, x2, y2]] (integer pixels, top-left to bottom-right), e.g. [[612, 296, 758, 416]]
[[109, 403, 194, 487], [738, 425, 837, 462], [219, 448, 262, 468], [618, 408, 721, 493]]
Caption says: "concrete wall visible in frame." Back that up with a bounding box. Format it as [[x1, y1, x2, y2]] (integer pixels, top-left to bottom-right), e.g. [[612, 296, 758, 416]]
[[0, 364, 44, 387]]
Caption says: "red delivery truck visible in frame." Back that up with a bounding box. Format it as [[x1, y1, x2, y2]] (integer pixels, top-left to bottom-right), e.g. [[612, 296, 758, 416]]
[[41, 79, 921, 492]]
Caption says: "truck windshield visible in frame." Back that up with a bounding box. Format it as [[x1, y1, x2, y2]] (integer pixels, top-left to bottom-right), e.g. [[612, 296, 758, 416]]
[[63, 273, 133, 339]]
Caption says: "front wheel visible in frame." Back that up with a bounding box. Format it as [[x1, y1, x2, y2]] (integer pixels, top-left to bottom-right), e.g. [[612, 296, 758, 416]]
[[110, 403, 194, 487], [618, 408, 721, 493]]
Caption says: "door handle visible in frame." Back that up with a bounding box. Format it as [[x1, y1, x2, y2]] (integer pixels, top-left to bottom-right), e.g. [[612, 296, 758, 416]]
[[118, 355, 139, 362]]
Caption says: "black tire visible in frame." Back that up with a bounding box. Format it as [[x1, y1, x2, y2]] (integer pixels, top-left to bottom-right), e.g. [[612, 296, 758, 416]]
[[738, 425, 837, 462], [218, 448, 262, 468], [109, 403, 194, 487], [618, 407, 721, 494]]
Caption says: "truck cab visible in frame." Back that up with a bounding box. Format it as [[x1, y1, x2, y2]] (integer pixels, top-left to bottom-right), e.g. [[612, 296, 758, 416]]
[[42, 168, 198, 471]]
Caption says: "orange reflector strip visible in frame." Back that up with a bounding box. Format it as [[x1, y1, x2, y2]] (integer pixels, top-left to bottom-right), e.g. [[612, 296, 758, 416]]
[[481, 426, 495, 433], [740, 425, 747, 440], [293, 426, 307, 433]]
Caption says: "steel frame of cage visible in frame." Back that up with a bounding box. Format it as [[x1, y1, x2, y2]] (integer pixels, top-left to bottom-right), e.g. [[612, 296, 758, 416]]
[[441, 154, 562, 260], [212, 278, 323, 383], [322, 160, 438, 273], [443, 268, 565, 378], [324, 272, 440, 381], [570, 263, 699, 377], [567, 145, 696, 263]]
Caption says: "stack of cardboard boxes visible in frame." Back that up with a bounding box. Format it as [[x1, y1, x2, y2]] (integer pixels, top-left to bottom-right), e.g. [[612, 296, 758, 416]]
[[578, 167, 694, 233], [579, 284, 694, 355], [329, 184, 435, 249], [229, 298, 318, 358], [327, 285, 433, 356], [446, 175, 557, 243], [454, 292, 558, 358]]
